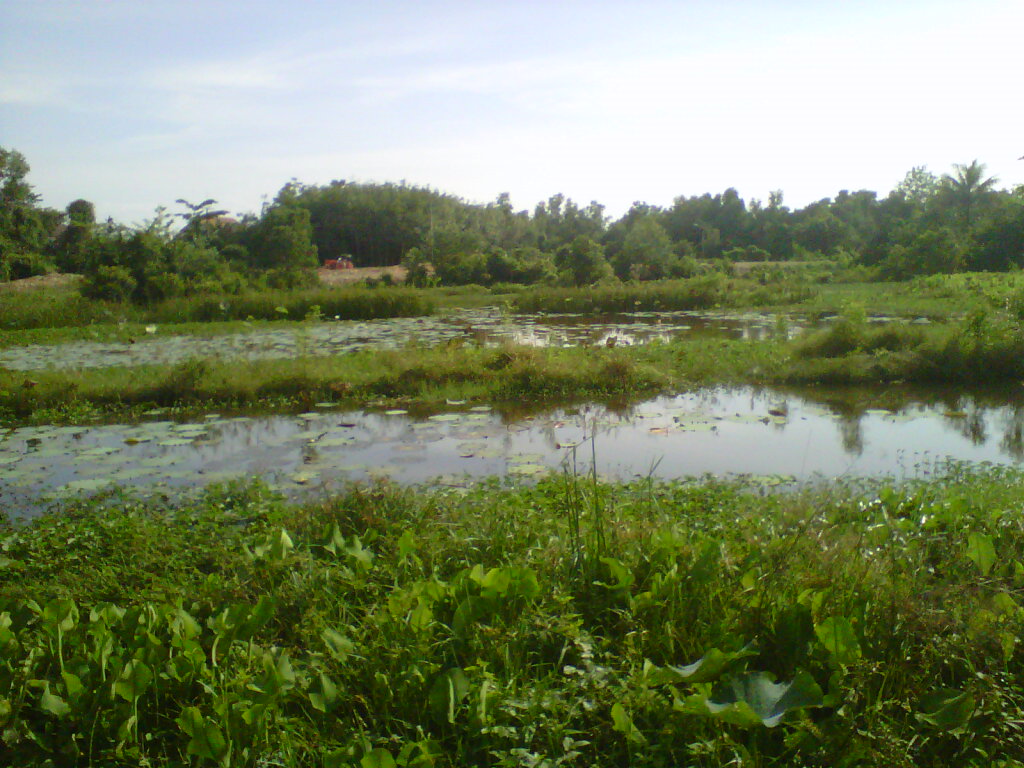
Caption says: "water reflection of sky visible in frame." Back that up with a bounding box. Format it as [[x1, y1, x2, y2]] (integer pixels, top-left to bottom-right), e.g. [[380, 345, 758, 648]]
[[2, 384, 1022, 520]]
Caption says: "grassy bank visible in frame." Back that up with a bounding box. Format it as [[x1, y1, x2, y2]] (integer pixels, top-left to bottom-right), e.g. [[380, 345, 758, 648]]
[[5, 306, 1024, 424], [0, 337, 780, 423], [2, 465, 1024, 765], [5, 271, 1010, 338], [510, 275, 818, 314], [0, 284, 434, 331]]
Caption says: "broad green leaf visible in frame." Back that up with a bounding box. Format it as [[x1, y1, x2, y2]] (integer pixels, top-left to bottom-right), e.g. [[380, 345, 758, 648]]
[[481, 567, 512, 597], [238, 596, 275, 640], [994, 592, 1020, 616], [611, 702, 647, 744], [253, 651, 296, 698], [42, 598, 78, 634], [309, 672, 339, 713], [89, 602, 125, 625], [62, 672, 84, 700], [397, 529, 418, 563], [0, 697, 11, 726], [646, 644, 757, 685], [114, 659, 153, 702], [600, 557, 635, 591], [917, 689, 975, 731], [40, 684, 70, 717], [270, 528, 294, 560], [966, 532, 996, 576], [814, 617, 862, 666], [345, 535, 374, 570], [361, 748, 397, 768], [704, 670, 823, 728], [323, 523, 346, 556], [429, 668, 470, 724], [172, 606, 202, 638], [322, 627, 354, 661], [409, 602, 433, 631], [176, 707, 227, 760]]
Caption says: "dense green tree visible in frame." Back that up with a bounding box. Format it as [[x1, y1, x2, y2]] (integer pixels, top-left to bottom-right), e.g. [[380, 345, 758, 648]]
[[0, 147, 60, 278], [52, 199, 95, 272], [245, 205, 318, 272], [880, 228, 967, 278], [792, 202, 848, 255], [972, 200, 1024, 271], [555, 236, 613, 286], [617, 216, 676, 279]]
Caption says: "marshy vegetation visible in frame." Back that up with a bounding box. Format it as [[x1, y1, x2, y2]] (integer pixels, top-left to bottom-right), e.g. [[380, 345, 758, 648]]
[[3, 465, 1024, 766], [5, 145, 1024, 765]]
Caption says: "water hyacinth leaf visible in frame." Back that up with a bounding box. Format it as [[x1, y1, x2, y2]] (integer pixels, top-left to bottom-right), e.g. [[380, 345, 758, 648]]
[[646, 644, 758, 685], [254, 528, 293, 560], [611, 702, 647, 744], [238, 596, 276, 640], [114, 660, 153, 703], [62, 672, 85, 700], [397, 529, 418, 562], [176, 707, 227, 760], [701, 670, 823, 728], [40, 684, 71, 717], [917, 689, 975, 731], [309, 672, 339, 713], [42, 598, 78, 634], [966, 532, 996, 576], [344, 535, 374, 570], [254, 651, 296, 698], [322, 627, 355, 661], [361, 749, 397, 768], [600, 557, 635, 592], [814, 617, 862, 666], [429, 668, 471, 724]]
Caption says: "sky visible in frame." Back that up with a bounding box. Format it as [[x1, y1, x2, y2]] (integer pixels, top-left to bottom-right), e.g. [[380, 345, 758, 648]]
[[2, 0, 1022, 224]]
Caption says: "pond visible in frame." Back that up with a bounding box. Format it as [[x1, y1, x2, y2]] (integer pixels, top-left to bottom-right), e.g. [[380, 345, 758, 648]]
[[0, 309, 825, 371], [2, 383, 1020, 520]]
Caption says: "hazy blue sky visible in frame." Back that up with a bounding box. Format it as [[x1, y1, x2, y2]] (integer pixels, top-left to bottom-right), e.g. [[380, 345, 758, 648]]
[[3, 0, 1021, 223]]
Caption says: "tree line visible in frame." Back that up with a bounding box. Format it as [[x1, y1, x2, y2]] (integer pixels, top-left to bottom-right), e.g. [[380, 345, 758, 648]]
[[2, 145, 1023, 301]]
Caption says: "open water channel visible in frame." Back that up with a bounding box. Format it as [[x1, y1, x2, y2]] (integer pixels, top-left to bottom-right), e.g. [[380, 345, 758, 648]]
[[3, 384, 1022, 521]]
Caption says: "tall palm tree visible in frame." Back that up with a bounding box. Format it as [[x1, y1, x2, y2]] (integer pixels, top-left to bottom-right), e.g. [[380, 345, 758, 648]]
[[940, 160, 998, 227]]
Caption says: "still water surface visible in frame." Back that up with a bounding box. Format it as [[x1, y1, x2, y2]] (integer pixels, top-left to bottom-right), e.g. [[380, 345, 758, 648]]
[[2, 384, 1021, 519]]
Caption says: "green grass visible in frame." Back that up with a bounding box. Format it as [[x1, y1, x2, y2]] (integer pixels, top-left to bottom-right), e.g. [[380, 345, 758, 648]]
[[7, 304, 1024, 424], [511, 275, 819, 314], [3, 465, 1024, 765], [0, 336, 783, 423], [0, 284, 434, 331]]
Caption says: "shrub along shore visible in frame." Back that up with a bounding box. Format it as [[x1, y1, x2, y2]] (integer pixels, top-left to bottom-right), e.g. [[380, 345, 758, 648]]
[[2, 465, 1023, 766]]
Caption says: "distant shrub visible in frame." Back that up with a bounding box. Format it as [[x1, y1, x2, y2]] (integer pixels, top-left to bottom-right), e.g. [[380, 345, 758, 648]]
[[81, 265, 137, 303]]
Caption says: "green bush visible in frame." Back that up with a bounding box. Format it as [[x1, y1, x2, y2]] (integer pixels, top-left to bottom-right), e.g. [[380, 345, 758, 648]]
[[81, 264, 137, 302]]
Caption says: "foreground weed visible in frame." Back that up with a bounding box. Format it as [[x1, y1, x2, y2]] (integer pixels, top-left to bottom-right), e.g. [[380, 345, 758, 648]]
[[3, 466, 1024, 765]]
